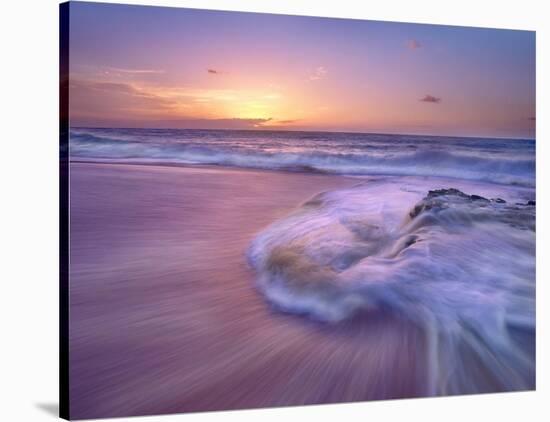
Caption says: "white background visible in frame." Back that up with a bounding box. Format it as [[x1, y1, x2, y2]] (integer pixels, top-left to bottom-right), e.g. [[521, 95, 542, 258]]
[[0, 0, 548, 420]]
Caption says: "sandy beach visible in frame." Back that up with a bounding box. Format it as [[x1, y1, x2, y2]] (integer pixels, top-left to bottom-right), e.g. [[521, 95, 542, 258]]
[[69, 162, 430, 419]]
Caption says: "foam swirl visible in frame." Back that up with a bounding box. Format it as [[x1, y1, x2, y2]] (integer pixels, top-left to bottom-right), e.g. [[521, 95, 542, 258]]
[[247, 181, 535, 394]]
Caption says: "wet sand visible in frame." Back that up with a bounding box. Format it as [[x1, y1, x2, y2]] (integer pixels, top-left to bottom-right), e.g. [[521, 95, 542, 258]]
[[69, 162, 428, 420]]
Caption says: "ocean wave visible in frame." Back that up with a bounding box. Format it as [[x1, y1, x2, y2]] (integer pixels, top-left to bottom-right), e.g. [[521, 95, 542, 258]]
[[247, 182, 535, 394], [70, 130, 535, 187]]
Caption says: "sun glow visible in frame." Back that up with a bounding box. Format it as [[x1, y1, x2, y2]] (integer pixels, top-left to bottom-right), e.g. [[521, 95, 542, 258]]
[[69, 6, 535, 138], [140, 83, 289, 121]]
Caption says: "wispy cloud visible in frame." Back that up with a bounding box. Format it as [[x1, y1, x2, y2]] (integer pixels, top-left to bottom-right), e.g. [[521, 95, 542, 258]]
[[207, 68, 223, 75], [276, 119, 300, 125], [71, 64, 166, 78], [105, 67, 165, 75], [420, 94, 441, 104], [309, 66, 327, 81], [70, 78, 286, 130], [74, 80, 175, 104], [70, 79, 179, 120], [407, 39, 422, 50], [72, 115, 275, 130]]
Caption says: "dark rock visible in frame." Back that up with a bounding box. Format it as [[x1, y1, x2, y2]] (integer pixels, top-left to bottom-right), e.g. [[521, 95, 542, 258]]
[[470, 194, 490, 202], [428, 188, 466, 198], [410, 188, 535, 231], [515, 200, 536, 206], [427, 188, 489, 202], [409, 204, 428, 218]]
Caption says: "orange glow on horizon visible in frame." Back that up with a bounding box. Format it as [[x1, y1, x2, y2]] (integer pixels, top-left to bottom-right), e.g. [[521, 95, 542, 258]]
[[68, 6, 535, 138]]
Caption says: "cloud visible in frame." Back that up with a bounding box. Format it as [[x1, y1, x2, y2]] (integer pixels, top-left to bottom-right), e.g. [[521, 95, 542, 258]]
[[76, 81, 175, 104], [420, 94, 441, 104], [69, 79, 179, 122], [71, 116, 274, 130], [249, 118, 273, 127], [71, 64, 166, 77], [407, 39, 421, 50], [275, 119, 300, 125], [105, 67, 165, 75], [70, 78, 286, 130], [86, 81, 141, 95], [207, 69, 221, 75], [309, 66, 327, 81]]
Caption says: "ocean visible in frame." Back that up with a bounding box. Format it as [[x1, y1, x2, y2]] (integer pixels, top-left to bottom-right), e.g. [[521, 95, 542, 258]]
[[69, 128, 535, 187], [69, 127, 535, 396]]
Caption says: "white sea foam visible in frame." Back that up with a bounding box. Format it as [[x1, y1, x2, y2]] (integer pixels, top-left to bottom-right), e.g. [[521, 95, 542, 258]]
[[247, 178, 535, 394], [69, 128, 536, 187]]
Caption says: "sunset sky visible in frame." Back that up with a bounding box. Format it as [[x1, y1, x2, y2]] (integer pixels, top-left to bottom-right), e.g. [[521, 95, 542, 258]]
[[69, 2, 536, 138]]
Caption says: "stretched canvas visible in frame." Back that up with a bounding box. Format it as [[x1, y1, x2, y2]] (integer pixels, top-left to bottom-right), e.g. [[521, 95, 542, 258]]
[[59, 1, 536, 420]]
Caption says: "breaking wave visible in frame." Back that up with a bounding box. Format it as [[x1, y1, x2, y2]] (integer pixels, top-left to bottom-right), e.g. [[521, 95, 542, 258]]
[[247, 182, 535, 395], [69, 128, 535, 187]]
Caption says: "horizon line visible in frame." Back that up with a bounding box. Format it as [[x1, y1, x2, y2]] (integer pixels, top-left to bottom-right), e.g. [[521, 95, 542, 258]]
[[70, 125, 536, 142]]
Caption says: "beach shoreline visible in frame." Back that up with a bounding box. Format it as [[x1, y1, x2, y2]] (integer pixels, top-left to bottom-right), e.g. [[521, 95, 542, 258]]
[[69, 162, 433, 419]]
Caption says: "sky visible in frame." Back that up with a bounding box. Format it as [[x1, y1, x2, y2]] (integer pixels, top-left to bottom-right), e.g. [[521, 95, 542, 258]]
[[68, 2, 536, 138]]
